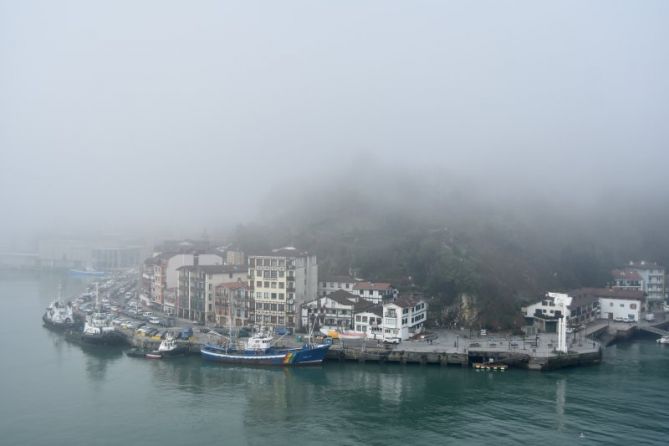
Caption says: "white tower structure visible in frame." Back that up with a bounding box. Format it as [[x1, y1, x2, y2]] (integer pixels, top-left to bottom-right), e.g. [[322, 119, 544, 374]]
[[548, 292, 572, 353]]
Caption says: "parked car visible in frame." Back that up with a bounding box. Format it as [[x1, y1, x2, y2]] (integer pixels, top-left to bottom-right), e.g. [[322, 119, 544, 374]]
[[383, 337, 401, 344], [614, 317, 624, 322], [148, 316, 161, 325], [645, 313, 656, 322]]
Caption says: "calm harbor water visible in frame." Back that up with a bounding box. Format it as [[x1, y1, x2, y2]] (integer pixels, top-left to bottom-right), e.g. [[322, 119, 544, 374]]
[[1, 273, 668, 446]]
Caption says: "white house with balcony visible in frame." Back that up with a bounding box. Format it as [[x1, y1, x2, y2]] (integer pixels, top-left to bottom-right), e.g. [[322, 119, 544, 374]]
[[381, 294, 427, 341], [352, 301, 383, 339], [300, 290, 359, 329], [353, 282, 398, 304]]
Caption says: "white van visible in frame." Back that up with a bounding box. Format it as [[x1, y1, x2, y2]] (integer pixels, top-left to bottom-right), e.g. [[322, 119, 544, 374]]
[[644, 313, 655, 322]]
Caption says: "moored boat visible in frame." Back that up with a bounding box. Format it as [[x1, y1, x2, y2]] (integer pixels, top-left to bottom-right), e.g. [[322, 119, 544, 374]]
[[201, 332, 331, 366], [657, 336, 669, 344], [42, 299, 75, 331], [69, 267, 106, 277], [319, 327, 365, 340], [473, 362, 508, 371], [78, 312, 130, 346]]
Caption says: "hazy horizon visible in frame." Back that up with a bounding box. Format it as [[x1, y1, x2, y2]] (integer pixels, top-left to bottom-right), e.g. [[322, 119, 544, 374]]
[[2, 1, 668, 246]]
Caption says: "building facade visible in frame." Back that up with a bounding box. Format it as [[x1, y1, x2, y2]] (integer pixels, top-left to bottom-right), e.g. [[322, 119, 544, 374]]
[[214, 281, 252, 327], [353, 282, 398, 304], [176, 264, 247, 322], [381, 295, 428, 341], [318, 275, 359, 297], [352, 302, 383, 339], [249, 247, 318, 331], [144, 252, 224, 312], [300, 290, 359, 329]]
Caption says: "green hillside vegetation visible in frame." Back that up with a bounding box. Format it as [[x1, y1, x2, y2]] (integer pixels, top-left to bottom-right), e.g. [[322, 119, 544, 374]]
[[233, 177, 669, 330]]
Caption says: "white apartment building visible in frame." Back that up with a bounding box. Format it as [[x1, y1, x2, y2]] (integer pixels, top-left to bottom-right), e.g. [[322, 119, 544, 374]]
[[627, 261, 666, 304], [595, 288, 644, 322], [318, 275, 359, 297], [301, 290, 359, 329], [249, 247, 318, 331], [352, 302, 383, 339], [353, 282, 398, 304], [381, 295, 427, 341]]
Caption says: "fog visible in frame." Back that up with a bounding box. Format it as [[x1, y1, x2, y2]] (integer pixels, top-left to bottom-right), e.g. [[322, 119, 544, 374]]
[[1, 1, 668, 247]]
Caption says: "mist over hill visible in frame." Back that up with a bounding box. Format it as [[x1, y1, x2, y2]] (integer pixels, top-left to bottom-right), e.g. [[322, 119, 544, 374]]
[[233, 170, 669, 329]]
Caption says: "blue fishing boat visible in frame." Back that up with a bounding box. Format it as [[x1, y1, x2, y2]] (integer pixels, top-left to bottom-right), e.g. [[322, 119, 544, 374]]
[[201, 331, 331, 366]]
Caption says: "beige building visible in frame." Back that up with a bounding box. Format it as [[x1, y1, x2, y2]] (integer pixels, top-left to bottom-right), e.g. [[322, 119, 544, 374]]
[[249, 247, 318, 332]]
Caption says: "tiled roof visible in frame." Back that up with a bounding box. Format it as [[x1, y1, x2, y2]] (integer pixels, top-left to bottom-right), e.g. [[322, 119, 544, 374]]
[[354, 301, 383, 316], [577, 287, 644, 301], [611, 269, 642, 281], [389, 294, 425, 308], [353, 281, 393, 291], [327, 290, 359, 306]]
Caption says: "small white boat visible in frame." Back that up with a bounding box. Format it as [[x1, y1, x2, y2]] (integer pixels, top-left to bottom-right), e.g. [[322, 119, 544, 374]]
[[319, 327, 365, 340], [657, 336, 669, 344]]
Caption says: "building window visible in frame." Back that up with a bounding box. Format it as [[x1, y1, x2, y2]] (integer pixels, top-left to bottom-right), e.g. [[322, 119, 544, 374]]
[[630, 303, 637, 309], [256, 281, 261, 287]]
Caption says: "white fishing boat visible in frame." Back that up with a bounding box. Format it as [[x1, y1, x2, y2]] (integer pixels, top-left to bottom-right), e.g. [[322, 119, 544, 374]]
[[657, 336, 669, 344], [42, 300, 75, 330]]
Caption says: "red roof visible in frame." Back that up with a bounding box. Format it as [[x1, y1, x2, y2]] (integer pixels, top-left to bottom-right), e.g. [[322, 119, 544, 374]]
[[611, 269, 642, 281], [353, 282, 393, 291], [577, 287, 644, 301]]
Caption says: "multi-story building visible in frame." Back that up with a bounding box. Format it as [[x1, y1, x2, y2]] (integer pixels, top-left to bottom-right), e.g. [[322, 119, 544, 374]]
[[353, 282, 398, 304], [248, 247, 318, 332], [612, 261, 666, 308], [593, 288, 644, 322], [522, 291, 600, 333], [352, 301, 383, 339], [300, 290, 359, 329], [381, 294, 427, 341], [144, 252, 224, 313], [611, 269, 644, 292], [522, 288, 644, 333], [176, 264, 247, 322], [214, 281, 252, 327], [318, 275, 359, 297], [627, 261, 665, 305]]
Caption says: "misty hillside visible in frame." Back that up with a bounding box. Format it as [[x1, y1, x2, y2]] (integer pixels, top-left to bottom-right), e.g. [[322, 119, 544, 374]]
[[234, 175, 669, 330]]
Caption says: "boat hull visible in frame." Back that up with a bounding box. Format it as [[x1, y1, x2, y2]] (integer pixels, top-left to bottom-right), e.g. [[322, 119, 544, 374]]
[[201, 344, 330, 366], [42, 315, 76, 332], [67, 330, 130, 346]]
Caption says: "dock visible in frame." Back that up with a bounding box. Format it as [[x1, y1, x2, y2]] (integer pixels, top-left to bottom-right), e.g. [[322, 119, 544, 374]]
[[323, 329, 602, 371]]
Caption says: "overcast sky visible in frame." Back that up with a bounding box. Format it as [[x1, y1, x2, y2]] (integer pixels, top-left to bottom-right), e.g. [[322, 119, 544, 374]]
[[1, 1, 668, 243]]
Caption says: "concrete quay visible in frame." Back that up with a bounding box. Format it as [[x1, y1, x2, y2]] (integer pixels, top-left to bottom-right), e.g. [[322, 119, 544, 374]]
[[325, 329, 603, 371]]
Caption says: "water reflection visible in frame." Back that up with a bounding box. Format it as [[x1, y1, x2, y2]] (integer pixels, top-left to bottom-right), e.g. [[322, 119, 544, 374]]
[[555, 378, 566, 432]]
